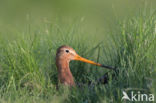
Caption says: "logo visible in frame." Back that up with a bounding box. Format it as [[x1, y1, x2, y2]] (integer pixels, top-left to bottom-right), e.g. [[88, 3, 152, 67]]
[[122, 91, 154, 102]]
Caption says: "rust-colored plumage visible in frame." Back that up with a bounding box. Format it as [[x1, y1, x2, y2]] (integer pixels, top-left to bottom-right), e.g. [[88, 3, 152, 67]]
[[56, 45, 114, 86]]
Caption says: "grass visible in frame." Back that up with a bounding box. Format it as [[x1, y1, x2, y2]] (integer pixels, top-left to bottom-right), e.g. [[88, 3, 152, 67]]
[[0, 11, 156, 103]]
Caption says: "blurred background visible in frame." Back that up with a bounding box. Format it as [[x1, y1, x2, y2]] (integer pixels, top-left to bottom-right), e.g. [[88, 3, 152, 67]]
[[0, 0, 156, 40]]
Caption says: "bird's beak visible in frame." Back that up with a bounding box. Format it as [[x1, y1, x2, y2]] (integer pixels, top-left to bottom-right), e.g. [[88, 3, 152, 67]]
[[74, 54, 102, 67], [74, 54, 115, 70]]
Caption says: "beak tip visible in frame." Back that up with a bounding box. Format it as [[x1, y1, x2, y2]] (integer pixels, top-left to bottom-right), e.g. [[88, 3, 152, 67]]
[[101, 64, 116, 70]]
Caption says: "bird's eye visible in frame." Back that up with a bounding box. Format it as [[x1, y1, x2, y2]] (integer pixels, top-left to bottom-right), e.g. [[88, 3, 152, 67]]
[[65, 50, 69, 53]]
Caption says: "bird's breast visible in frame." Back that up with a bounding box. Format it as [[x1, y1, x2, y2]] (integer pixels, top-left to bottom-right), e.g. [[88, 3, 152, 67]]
[[58, 70, 75, 86]]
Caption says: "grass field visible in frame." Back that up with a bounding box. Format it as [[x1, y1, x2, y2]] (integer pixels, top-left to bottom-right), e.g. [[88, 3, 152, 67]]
[[0, 1, 156, 103]]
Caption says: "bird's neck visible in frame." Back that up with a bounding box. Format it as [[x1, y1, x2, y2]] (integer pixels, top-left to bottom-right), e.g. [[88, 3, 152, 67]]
[[57, 59, 70, 72], [56, 59, 75, 86]]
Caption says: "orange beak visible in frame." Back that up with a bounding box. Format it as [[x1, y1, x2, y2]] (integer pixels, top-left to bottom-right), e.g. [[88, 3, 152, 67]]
[[74, 54, 115, 70], [74, 54, 102, 67]]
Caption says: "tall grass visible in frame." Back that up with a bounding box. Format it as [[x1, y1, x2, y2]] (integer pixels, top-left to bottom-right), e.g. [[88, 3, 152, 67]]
[[0, 12, 155, 103]]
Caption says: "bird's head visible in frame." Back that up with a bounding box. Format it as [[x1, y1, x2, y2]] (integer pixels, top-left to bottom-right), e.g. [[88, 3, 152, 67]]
[[56, 45, 102, 66]]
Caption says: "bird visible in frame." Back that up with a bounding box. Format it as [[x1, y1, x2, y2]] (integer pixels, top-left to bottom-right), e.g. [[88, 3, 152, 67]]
[[56, 45, 115, 87]]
